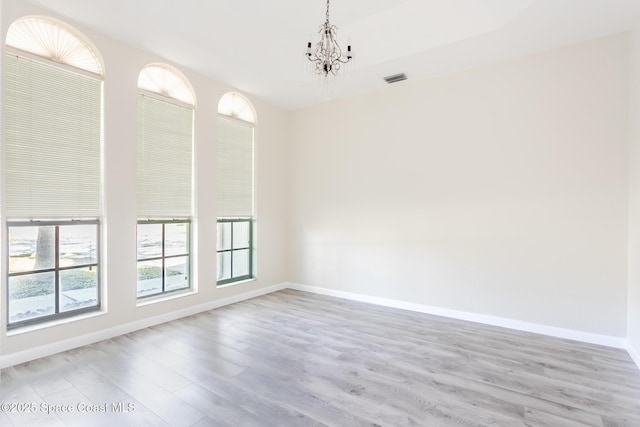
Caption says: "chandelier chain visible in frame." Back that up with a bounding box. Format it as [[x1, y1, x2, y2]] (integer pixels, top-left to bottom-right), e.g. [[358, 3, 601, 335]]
[[326, 0, 330, 23]]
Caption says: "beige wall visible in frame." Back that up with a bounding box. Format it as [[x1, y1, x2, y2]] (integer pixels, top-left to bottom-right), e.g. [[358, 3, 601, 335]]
[[0, 0, 289, 358], [290, 34, 630, 337], [628, 23, 640, 359]]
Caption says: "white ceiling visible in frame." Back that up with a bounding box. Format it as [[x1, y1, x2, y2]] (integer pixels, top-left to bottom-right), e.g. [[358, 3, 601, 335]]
[[23, 0, 640, 110]]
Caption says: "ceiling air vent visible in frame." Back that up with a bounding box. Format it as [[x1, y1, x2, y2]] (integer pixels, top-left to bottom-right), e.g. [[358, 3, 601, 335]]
[[383, 73, 407, 84]]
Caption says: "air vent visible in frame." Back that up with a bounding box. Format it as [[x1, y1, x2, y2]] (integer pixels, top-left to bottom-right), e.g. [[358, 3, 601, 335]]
[[383, 73, 407, 84]]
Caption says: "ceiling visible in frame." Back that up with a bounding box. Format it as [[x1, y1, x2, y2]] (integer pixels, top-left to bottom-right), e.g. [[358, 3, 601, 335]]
[[23, 0, 640, 110]]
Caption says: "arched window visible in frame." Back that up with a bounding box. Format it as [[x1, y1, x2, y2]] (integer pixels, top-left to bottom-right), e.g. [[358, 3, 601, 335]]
[[6, 15, 103, 74], [216, 92, 256, 285], [4, 16, 104, 328], [217, 91, 255, 123], [138, 63, 195, 105], [136, 63, 195, 299]]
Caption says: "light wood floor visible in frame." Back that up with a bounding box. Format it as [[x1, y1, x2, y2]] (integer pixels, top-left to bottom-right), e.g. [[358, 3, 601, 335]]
[[0, 289, 639, 426]]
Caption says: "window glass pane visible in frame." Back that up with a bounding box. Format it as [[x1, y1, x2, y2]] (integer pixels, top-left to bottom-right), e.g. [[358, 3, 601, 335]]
[[33, 226, 56, 271], [8, 272, 55, 323], [137, 223, 162, 259], [9, 226, 56, 273], [60, 267, 98, 312], [59, 224, 98, 268], [165, 256, 189, 291], [217, 222, 232, 251], [217, 251, 231, 281], [233, 221, 251, 249], [165, 222, 189, 256], [233, 249, 251, 278], [8, 226, 38, 273], [137, 260, 162, 297]]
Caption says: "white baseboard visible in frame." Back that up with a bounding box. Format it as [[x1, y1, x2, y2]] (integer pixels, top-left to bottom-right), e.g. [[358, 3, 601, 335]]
[[0, 283, 287, 369], [286, 283, 628, 349], [2, 282, 634, 370], [628, 341, 640, 371]]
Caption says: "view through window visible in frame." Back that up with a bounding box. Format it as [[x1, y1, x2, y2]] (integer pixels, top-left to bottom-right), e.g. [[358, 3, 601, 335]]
[[136, 220, 190, 298], [217, 218, 253, 284], [8, 222, 99, 327]]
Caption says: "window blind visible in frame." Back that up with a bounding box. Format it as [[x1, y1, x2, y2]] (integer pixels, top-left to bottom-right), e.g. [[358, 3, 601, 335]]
[[3, 53, 102, 219], [216, 116, 254, 217], [137, 94, 193, 218]]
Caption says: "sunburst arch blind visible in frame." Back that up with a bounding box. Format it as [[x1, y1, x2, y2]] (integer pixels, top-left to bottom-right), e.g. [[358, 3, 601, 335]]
[[6, 16, 103, 75]]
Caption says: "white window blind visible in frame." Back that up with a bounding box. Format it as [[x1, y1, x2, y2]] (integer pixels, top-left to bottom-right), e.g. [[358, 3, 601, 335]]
[[138, 64, 194, 106], [6, 17, 103, 75], [218, 92, 255, 123], [216, 117, 254, 217], [3, 53, 102, 219], [137, 94, 193, 218]]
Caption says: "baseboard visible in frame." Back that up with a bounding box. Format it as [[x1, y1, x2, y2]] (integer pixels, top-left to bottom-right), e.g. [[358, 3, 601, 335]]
[[286, 283, 628, 349], [628, 341, 640, 370], [1, 282, 631, 369], [0, 282, 287, 369]]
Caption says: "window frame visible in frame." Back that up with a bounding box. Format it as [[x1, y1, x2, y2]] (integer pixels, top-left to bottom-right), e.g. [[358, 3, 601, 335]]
[[216, 217, 254, 286], [6, 219, 101, 330], [136, 219, 192, 299]]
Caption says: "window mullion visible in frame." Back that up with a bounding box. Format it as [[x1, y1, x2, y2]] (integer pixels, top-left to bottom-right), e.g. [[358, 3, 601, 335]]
[[230, 222, 235, 279], [249, 219, 253, 279], [55, 226, 60, 315], [161, 223, 166, 293]]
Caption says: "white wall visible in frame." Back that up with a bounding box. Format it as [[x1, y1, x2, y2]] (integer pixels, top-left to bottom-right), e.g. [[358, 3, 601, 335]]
[[0, 0, 289, 360], [628, 23, 640, 363], [290, 34, 630, 338]]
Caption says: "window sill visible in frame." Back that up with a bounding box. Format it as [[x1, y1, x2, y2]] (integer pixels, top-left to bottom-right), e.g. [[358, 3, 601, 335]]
[[216, 277, 256, 289], [136, 288, 197, 307], [7, 309, 107, 337]]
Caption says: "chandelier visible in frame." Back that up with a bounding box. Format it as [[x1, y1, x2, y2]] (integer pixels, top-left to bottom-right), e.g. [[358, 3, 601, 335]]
[[306, 0, 353, 76]]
